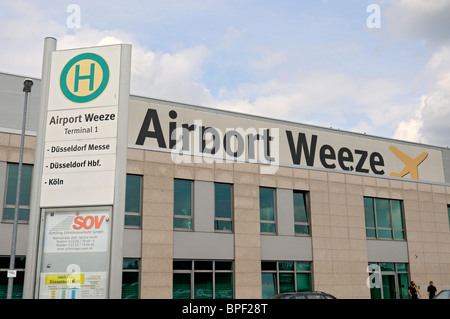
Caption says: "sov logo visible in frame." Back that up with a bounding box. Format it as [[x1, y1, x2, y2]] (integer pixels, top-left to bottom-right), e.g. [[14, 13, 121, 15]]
[[60, 52, 110, 103], [72, 215, 105, 230]]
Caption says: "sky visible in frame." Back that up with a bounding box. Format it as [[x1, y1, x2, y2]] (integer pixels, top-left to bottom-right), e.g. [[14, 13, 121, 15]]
[[1, 0, 450, 147]]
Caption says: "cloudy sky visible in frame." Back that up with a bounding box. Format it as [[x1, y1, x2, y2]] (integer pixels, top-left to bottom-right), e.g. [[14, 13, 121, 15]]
[[1, 0, 450, 147]]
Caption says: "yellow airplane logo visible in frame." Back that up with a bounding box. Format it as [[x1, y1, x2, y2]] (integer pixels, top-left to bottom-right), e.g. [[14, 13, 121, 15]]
[[389, 145, 428, 179]]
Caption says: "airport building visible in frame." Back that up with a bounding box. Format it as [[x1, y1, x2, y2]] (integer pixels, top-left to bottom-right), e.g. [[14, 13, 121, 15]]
[[1, 42, 450, 300]]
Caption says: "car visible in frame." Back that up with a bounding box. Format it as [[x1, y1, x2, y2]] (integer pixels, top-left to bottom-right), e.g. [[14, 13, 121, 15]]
[[433, 289, 450, 299], [269, 291, 337, 299]]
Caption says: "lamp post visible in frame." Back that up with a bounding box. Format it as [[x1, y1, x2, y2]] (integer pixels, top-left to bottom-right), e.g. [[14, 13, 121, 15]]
[[7, 79, 33, 299]]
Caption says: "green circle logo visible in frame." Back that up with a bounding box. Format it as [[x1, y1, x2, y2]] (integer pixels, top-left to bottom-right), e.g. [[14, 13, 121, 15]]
[[60, 52, 110, 103]]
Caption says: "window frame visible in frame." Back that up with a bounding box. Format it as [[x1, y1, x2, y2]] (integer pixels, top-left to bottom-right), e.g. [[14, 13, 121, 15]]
[[124, 174, 142, 228], [364, 197, 406, 240], [173, 179, 194, 230], [259, 187, 277, 234], [293, 190, 310, 236], [2, 163, 33, 223], [261, 261, 312, 299], [173, 259, 234, 299], [121, 258, 140, 299], [214, 182, 233, 232]]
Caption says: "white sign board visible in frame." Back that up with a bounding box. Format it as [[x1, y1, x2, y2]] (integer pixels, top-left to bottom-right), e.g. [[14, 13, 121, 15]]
[[40, 45, 125, 207]]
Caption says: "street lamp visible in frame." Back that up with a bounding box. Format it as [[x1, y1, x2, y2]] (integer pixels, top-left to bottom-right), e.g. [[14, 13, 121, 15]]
[[6, 79, 33, 299]]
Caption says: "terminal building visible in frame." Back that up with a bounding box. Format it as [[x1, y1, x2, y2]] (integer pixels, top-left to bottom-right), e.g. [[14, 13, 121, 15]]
[[1, 64, 450, 299]]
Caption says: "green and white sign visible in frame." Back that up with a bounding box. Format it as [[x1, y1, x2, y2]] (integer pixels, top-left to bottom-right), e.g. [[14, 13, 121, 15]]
[[59, 52, 110, 104]]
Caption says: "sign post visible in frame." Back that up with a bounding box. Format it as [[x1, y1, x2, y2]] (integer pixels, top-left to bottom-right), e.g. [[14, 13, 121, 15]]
[[24, 39, 131, 299]]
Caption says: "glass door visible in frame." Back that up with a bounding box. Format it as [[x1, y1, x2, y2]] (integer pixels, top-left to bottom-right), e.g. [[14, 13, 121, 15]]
[[382, 274, 397, 299]]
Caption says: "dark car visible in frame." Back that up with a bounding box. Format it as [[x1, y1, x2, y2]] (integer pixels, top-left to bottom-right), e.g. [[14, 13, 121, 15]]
[[433, 289, 450, 299], [269, 291, 337, 299]]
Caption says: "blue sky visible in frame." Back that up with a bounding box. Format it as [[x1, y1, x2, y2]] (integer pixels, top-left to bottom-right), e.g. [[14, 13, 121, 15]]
[[1, 0, 450, 147]]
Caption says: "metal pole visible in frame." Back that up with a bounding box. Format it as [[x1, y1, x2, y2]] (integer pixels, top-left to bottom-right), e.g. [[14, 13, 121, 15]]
[[7, 79, 33, 299]]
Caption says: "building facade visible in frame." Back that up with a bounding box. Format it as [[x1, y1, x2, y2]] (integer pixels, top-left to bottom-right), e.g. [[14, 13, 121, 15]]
[[1, 72, 450, 299]]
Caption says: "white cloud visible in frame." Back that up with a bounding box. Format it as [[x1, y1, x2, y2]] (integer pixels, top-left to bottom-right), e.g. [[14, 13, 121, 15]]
[[385, 0, 450, 45]]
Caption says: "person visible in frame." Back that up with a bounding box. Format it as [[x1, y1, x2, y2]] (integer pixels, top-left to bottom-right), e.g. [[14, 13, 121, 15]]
[[408, 281, 421, 299], [427, 281, 437, 299]]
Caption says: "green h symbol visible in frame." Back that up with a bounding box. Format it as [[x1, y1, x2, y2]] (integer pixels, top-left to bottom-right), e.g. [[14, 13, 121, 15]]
[[73, 62, 95, 92]]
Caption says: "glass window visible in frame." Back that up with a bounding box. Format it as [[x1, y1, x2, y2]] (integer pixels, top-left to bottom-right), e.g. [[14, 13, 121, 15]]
[[0, 257, 26, 299], [293, 191, 309, 235], [447, 206, 450, 232], [174, 179, 193, 230], [364, 197, 405, 240], [125, 175, 142, 227], [122, 258, 140, 299], [260, 187, 276, 233], [3, 163, 33, 222], [261, 261, 312, 298], [214, 183, 233, 232], [173, 260, 233, 299]]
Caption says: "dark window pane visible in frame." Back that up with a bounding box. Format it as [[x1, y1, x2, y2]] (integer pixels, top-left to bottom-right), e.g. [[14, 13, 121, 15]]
[[173, 273, 191, 299], [194, 273, 212, 299], [215, 273, 233, 299], [364, 197, 375, 228], [125, 175, 141, 213], [174, 179, 192, 216], [293, 191, 308, 223], [296, 273, 312, 292], [259, 187, 275, 221], [261, 273, 276, 299], [121, 272, 139, 299], [279, 273, 294, 293], [375, 199, 391, 228], [215, 184, 232, 219], [124, 214, 141, 227], [215, 220, 232, 231]]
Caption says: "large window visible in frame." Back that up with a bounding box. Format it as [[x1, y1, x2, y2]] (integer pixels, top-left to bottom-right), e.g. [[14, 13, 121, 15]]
[[3, 163, 33, 222], [261, 261, 312, 299], [259, 187, 276, 234], [125, 174, 142, 227], [214, 183, 233, 232], [173, 260, 233, 299], [122, 258, 140, 299], [364, 197, 405, 240], [174, 179, 193, 230], [293, 191, 310, 235], [0, 256, 25, 299]]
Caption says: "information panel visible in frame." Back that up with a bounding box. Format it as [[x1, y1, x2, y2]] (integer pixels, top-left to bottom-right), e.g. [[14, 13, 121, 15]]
[[40, 45, 124, 207], [32, 43, 131, 299], [38, 207, 111, 299]]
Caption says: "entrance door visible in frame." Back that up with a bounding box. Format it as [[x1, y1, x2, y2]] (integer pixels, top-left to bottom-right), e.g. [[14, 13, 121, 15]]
[[382, 274, 397, 299]]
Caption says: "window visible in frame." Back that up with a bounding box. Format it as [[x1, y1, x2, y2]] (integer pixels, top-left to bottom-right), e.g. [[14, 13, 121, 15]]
[[174, 179, 193, 230], [122, 258, 140, 299], [260, 187, 276, 233], [447, 206, 450, 232], [261, 261, 312, 299], [125, 175, 142, 227], [214, 183, 233, 232], [368, 262, 409, 299], [0, 256, 26, 299], [173, 260, 233, 299], [3, 163, 33, 222], [293, 191, 310, 235], [364, 197, 405, 240]]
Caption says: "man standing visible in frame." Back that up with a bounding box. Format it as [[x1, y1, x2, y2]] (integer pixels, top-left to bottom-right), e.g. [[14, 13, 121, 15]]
[[427, 281, 437, 299]]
